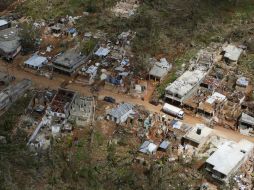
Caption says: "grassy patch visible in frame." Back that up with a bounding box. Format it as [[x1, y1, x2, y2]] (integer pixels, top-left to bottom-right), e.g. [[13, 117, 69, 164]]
[[0, 93, 31, 138]]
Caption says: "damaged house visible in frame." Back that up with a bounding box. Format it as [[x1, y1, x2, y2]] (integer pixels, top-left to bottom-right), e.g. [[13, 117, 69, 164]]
[[48, 88, 77, 119], [205, 139, 254, 182], [149, 58, 172, 82], [0, 27, 21, 60], [52, 49, 87, 75]]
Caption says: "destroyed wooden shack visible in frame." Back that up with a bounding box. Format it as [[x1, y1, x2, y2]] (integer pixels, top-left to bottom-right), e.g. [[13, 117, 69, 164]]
[[48, 88, 77, 119]]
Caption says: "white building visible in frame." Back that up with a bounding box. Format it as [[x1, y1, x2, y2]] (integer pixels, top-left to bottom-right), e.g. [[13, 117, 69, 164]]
[[205, 139, 254, 182]]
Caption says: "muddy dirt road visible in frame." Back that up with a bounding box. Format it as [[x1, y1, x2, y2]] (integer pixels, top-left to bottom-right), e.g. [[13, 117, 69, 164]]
[[0, 58, 253, 142]]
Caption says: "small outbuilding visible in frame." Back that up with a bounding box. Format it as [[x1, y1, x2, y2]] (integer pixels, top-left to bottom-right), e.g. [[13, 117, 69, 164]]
[[149, 58, 172, 82], [182, 124, 213, 149], [107, 103, 134, 124], [24, 54, 48, 69]]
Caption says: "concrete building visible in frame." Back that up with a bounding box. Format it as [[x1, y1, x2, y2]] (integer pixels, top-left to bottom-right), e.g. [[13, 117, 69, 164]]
[[149, 58, 172, 82], [0, 79, 32, 113], [48, 88, 77, 119], [107, 103, 134, 124], [182, 124, 213, 149], [165, 69, 207, 105], [165, 49, 214, 105], [69, 96, 94, 126], [205, 139, 254, 182], [24, 54, 48, 70], [52, 49, 87, 75], [0, 27, 21, 60]]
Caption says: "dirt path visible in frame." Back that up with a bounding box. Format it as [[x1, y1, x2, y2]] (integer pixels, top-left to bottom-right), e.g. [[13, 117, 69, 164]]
[[1, 58, 254, 142]]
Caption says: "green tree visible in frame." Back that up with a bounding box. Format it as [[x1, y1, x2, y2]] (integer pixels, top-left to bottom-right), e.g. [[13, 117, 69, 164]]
[[19, 23, 40, 54]]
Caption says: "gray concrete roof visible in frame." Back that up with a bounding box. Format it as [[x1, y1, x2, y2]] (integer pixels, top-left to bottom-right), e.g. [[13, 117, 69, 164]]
[[53, 49, 86, 73], [166, 69, 206, 98], [206, 139, 254, 176], [0, 27, 20, 53]]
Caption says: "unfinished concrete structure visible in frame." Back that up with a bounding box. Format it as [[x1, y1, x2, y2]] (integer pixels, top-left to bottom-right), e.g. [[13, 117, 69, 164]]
[[52, 49, 87, 75], [0, 27, 21, 60], [182, 124, 213, 149], [69, 96, 94, 126], [205, 139, 254, 182], [48, 88, 77, 119], [0, 79, 32, 113]]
